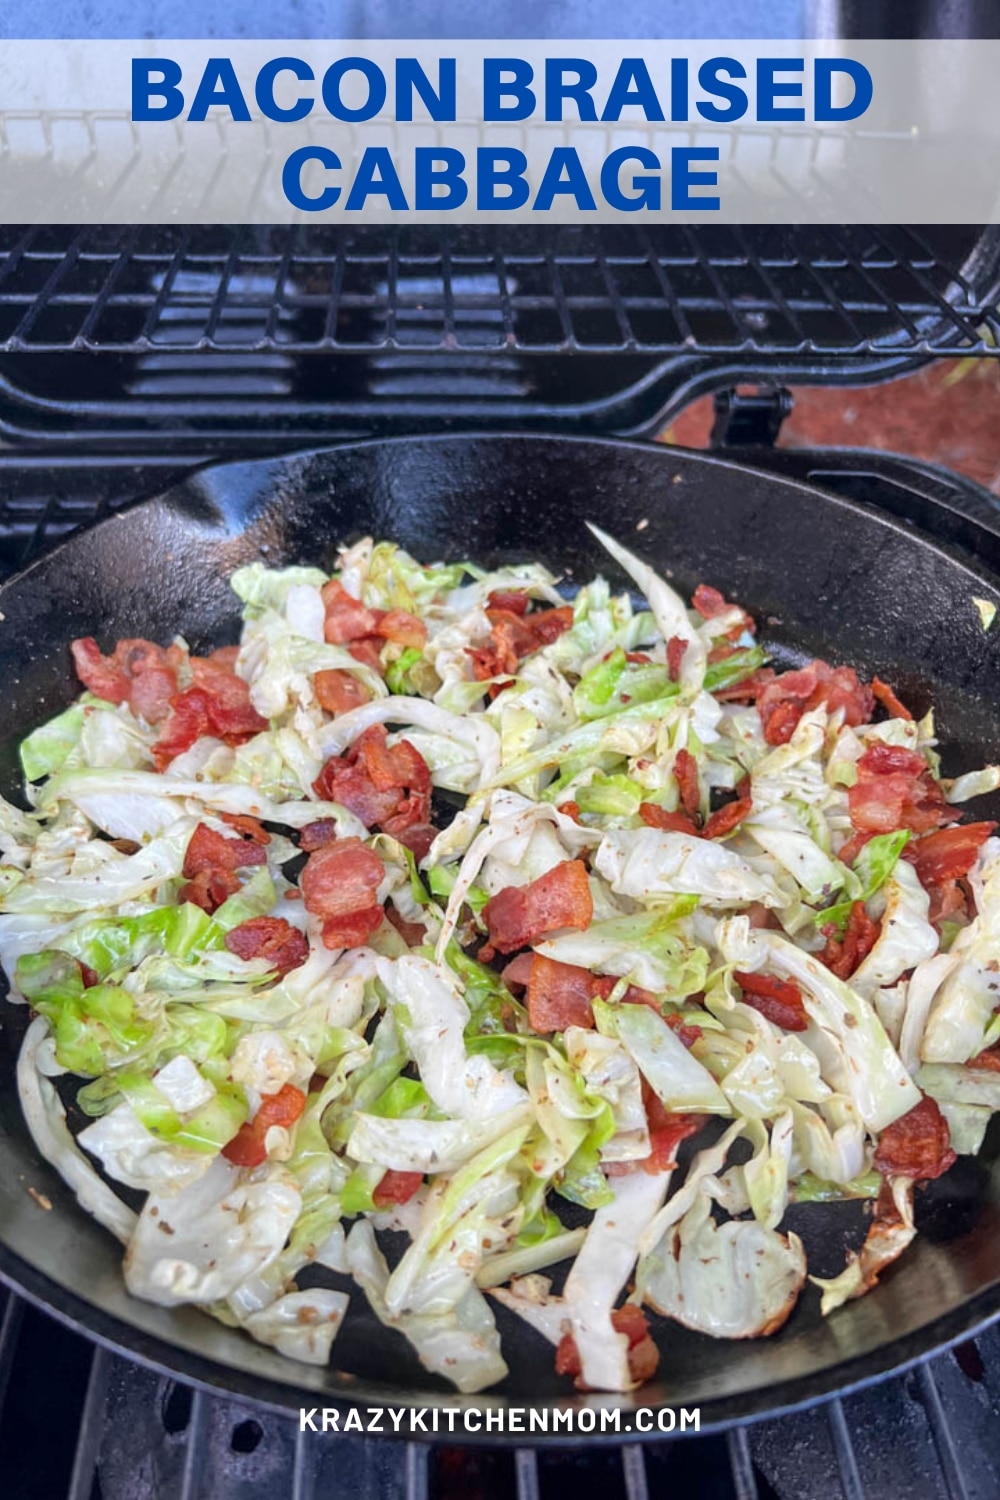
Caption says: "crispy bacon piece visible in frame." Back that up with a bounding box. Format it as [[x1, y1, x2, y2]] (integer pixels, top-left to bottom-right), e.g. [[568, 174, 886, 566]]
[[712, 666, 777, 704], [643, 1088, 707, 1173], [757, 660, 874, 747], [385, 905, 428, 947], [639, 803, 700, 836], [219, 813, 270, 844], [224, 916, 309, 977], [313, 725, 432, 839], [911, 823, 997, 887], [481, 860, 593, 958], [178, 868, 241, 914], [970, 1043, 1000, 1073], [375, 609, 427, 648], [734, 970, 808, 1031], [692, 584, 755, 638], [372, 1169, 424, 1208], [467, 604, 573, 681], [848, 743, 958, 836], [347, 638, 386, 675], [321, 579, 383, 644], [873, 1096, 956, 1181], [222, 1083, 307, 1169], [152, 652, 268, 769], [487, 589, 530, 615], [673, 748, 701, 821], [838, 830, 874, 867], [666, 635, 686, 682], [702, 780, 754, 841], [557, 800, 583, 824], [555, 1303, 659, 1388], [526, 954, 603, 1032], [872, 676, 914, 721], [299, 819, 339, 852], [522, 955, 660, 1033], [71, 635, 185, 725], [183, 823, 267, 878], [664, 1012, 703, 1049], [300, 837, 385, 950], [819, 901, 881, 980], [314, 668, 371, 715]]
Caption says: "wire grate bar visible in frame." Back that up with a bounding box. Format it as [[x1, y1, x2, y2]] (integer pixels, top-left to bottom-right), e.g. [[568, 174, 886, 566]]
[[827, 1399, 867, 1500], [292, 1424, 317, 1500], [405, 1440, 430, 1500], [621, 1443, 650, 1500], [514, 1447, 541, 1500], [67, 1345, 111, 1500], [726, 1427, 760, 1500], [916, 1363, 971, 1500], [0, 1291, 24, 1428], [178, 1388, 210, 1500]]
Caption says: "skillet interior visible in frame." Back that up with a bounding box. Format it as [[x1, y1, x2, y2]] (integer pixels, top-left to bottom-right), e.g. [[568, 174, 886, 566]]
[[1, 432, 1000, 1438]]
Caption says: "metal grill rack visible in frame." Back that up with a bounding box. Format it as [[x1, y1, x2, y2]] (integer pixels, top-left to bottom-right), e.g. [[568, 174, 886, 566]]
[[2, 223, 999, 355], [3, 1284, 1000, 1500], [0, 224, 998, 450]]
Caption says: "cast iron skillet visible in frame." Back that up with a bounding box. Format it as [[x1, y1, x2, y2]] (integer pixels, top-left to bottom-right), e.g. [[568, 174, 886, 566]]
[[2, 433, 1000, 1442]]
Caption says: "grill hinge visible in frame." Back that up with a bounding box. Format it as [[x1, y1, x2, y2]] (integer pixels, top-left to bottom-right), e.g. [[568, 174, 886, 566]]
[[711, 386, 794, 447]]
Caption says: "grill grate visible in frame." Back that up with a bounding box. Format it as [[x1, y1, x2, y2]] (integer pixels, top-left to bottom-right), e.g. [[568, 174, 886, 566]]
[[0, 225, 997, 358]]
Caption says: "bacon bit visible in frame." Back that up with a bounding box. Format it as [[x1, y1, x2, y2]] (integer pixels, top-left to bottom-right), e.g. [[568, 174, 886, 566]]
[[819, 901, 881, 980], [314, 668, 371, 715], [299, 819, 340, 852], [838, 830, 875, 867], [487, 589, 530, 615], [500, 953, 535, 991], [970, 1043, 1000, 1072], [300, 837, 385, 950], [321, 579, 383, 644], [78, 962, 101, 988], [911, 823, 997, 887], [346, 638, 386, 675], [639, 803, 701, 836], [178, 868, 241, 914], [642, 1087, 707, 1173], [376, 609, 427, 649], [673, 748, 700, 821], [71, 636, 187, 726], [872, 676, 914, 721], [848, 743, 958, 836], [219, 812, 271, 844], [664, 1012, 703, 1049], [386, 905, 428, 947], [692, 584, 755, 639], [873, 1096, 956, 1181], [557, 800, 583, 824], [757, 660, 874, 747], [284, 888, 303, 901], [524, 955, 658, 1032], [625, 651, 652, 664], [468, 604, 573, 681], [666, 635, 687, 682], [555, 1303, 659, 1389], [372, 1169, 424, 1208], [481, 860, 593, 959], [702, 780, 754, 840], [110, 838, 141, 855], [526, 954, 603, 1031], [734, 970, 809, 1031], [927, 877, 969, 929], [313, 725, 431, 837], [222, 1083, 306, 1169], [152, 653, 268, 769], [745, 902, 779, 930], [712, 666, 777, 704], [70, 637, 131, 703], [386, 819, 438, 861], [224, 916, 309, 977], [183, 823, 267, 878]]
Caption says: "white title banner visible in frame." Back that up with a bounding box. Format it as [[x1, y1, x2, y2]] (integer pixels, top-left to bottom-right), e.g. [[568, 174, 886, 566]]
[[0, 39, 998, 222]]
